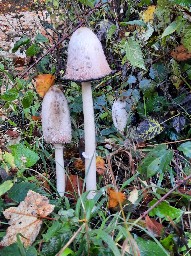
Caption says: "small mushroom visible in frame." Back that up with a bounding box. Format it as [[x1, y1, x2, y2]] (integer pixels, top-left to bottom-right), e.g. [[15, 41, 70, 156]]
[[41, 86, 72, 196], [64, 27, 112, 199], [112, 99, 128, 134]]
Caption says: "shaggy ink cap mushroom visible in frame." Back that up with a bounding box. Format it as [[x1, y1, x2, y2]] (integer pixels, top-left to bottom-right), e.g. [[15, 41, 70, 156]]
[[64, 27, 112, 82], [64, 27, 112, 199], [41, 85, 72, 196]]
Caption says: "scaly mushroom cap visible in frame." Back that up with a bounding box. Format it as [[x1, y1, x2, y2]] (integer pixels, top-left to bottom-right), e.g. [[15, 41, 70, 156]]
[[42, 86, 72, 144], [64, 27, 112, 82], [112, 99, 128, 134]]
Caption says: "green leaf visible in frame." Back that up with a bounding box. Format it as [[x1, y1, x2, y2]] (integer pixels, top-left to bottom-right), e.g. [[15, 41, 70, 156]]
[[22, 91, 34, 109], [124, 37, 146, 70], [26, 44, 40, 57], [3, 152, 15, 168], [9, 144, 39, 168], [182, 27, 191, 52], [78, 0, 95, 8], [161, 20, 181, 38], [43, 221, 67, 242], [1, 88, 19, 101], [60, 248, 74, 256], [0, 243, 21, 256], [35, 33, 49, 43], [8, 182, 39, 202], [92, 230, 121, 256], [135, 236, 168, 256], [0, 63, 4, 71], [12, 36, 30, 53], [149, 199, 183, 220], [138, 145, 173, 178], [178, 141, 191, 158], [0, 180, 13, 196]]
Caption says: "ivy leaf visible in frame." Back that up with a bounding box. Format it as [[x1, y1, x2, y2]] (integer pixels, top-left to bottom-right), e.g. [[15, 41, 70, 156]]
[[9, 144, 39, 168], [12, 36, 30, 53], [26, 44, 40, 57], [136, 118, 163, 141], [0, 180, 13, 197], [178, 141, 191, 158], [124, 37, 146, 70], [149, 199, 183, 220], [138, 145, 173, 178]]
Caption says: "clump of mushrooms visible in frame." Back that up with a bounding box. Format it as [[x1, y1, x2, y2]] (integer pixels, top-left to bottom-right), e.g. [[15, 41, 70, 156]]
[[41, 85, 72, 196], [64, 27, 112, 199]]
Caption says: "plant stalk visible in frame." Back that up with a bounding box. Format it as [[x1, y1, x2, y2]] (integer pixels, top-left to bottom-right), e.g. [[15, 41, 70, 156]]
[[54, 143, 65, 196]]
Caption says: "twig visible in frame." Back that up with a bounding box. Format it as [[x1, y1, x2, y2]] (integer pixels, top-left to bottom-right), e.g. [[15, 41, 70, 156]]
[[56, 223, 85, 256], [141, 173, 191, 219]]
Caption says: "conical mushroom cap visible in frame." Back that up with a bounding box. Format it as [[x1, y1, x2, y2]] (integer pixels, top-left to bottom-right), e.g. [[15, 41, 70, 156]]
[[112, 99, 128, 134], [42, 86, 72, 144], [64, 27, 112, 82]]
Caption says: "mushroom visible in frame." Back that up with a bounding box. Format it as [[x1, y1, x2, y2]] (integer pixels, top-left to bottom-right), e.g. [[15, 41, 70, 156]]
[[112, 99, 128, 134], [41, 85, 72, 196], [64, 27, 112, 199]]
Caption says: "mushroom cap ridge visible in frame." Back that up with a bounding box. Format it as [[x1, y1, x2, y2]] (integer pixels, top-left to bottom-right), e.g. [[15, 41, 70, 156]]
[[64, 27, 112, 82], [42, 86, 72, 144]]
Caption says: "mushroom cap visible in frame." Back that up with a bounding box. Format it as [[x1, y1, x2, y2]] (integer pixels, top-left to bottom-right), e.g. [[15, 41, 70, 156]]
[[41, 86, 72, 144], [112, 99, 128, 134], [64, 27, 112, 82]]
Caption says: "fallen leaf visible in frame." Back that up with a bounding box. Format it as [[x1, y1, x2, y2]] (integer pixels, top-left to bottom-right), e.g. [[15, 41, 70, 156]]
[[96, 156, 106, 175], [142, 5, 156, 23], [6, 130, 19, 139], [33, 74, 55, 97], [65, 175, 83, 200], [127, 188, 138, 204], [0, 190, 54, 247], [108, 188, 126, 209], [145, 215, 164, 237], [73, 158, 85, 171], [171, 45, 191, 61], [36, 173, 50, 191], [31, 115, 41, 121]]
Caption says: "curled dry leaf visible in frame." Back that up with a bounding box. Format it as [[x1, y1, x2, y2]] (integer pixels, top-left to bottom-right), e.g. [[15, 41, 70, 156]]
[[145, 215, 164, 237], [33, 74, 55, 97], [96, 156, 106, 175], [0, 190, 54, 247], [107, 188, 126, 209], [171, 45, 191, 61], [73, 158, 85, 171]]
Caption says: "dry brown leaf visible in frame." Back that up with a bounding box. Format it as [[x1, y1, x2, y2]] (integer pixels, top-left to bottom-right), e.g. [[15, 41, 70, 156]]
[[145, 215, 163, 237], [73, 158, 85, 171], [171, 45, 191, 61], [65, 175, 83, 200], [33, 74, 55, 97], [96, 156, 106, 175], [0, 190, 54, 247], [108, 188, 126, 209], [31, 115, 41, 121]]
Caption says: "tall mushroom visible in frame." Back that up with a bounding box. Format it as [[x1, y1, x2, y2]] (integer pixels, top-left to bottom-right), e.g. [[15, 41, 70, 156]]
[[41, 85, 72, 196], [64, 27, 112, 199]]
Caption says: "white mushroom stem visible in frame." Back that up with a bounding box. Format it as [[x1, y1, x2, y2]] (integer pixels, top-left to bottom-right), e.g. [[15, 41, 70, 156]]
[[54, 143, 65, 197], [82, 82, 97, 199]]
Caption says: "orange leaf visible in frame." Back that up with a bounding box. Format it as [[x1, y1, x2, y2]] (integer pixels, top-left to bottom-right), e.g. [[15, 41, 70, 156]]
[[171, 45, 191, 61], [31, 115, 41, 121], [96, 156, 106, 175], [34, 74, 55, 97], [145, 215, 163, 237], [73, 158, 85, 171], [108, 188, 126, 209]]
